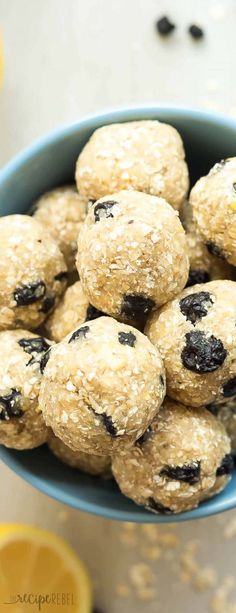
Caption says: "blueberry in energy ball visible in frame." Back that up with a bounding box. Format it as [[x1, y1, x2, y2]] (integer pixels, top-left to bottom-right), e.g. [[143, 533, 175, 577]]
[[75, 120, 189, 211], [0, 329, 51, 449], [112, 399, 232, 514], [39, 316, 165, 455], [33, 185, 87, 272], [77, 190, 189, 322], [190, 157, 236, 266], [0, 215, 67, 331], [48, 431, 111, 477], [145, 280, 236, 407]]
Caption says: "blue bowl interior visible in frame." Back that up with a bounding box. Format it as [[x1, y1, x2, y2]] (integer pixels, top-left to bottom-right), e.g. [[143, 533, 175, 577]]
[[0, 106, 236, 522]]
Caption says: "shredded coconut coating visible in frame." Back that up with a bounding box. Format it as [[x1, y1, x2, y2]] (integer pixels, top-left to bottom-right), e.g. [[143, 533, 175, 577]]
[[33, 185, 87, 272], [75, 120, 189, 210], [0, 215, 67, 330], [190, 158, 236, 266], [145, 280, 236, 407], [39, 316, 165, 455], [112, 399, 231, 514], [45, 281, 89, 342], [48, 430, 111, 476], [0, 329, 50, 449], [77, 190, 189, 319]]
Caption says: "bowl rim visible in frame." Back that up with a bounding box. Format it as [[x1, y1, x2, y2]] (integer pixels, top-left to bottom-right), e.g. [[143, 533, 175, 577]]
[[1, 445, 236, 523], [1, 103, 236, 183], [1, 103, 236, 523]]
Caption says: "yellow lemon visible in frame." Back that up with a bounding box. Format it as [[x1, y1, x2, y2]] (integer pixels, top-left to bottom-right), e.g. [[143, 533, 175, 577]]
[[0, 523, 92, 613]]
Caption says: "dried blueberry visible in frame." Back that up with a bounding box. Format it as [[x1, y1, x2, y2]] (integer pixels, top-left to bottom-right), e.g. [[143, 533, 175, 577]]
[[118, 331, 136, 347], [156, 16, 175, 36], [186, 270, 210, 288], [54, 271, 68, 282], [181, 330, 227, 373], [180, 291, 213, 325], [94, 200, 117, 222], [14, 281, 46, 306], [206, 242, 225, 260], [18, 337, 50, 355], [222, 377, 236, 398], [216, 454, 234, 477], [121, 294, 155, 321], [0, 389, 22, 421], [85, 304, 105, 321], [101, 414, 117, 437], [40, 348, 51, 374], [160, 461, 200, 485], [40, 295, 56, 314], [135, 425, 152, 446], [188, 24, 204, 39], [68, 326, 90, 343], [146, 497, 173, 515], [206, 403, 219, 416]]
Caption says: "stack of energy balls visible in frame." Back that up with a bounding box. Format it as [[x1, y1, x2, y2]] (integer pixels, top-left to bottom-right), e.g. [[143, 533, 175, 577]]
[[1, 120, 236, 515]]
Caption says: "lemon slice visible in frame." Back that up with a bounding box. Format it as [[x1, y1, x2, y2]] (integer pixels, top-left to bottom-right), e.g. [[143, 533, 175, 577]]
[[0, 35, 3, 86], [0, 523, 92, 613]]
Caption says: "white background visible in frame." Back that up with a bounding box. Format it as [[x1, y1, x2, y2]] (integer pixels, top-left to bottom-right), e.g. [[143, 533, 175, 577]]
[[0, 1, 236, 612]]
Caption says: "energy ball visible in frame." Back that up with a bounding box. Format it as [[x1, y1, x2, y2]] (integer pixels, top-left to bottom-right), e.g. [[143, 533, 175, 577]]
[[185, 222, 236, 287], [45, 281, 105, 342], [112, 399, 232, 515], [39, 316, 165, 455], [77, 190, 189, 323], [75, 120, 189, 210], [33, 185, 87, 272], [207, 399, 236, 455], [0, 215, 67, 331], [145, 280, 236, 407], [190, 158, 236, 266], [48, 431, 111, 476], [0, 329, 51, 449]]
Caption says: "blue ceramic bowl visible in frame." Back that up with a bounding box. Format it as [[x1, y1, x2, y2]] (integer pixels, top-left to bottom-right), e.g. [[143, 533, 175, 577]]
[[0, 106, 236, 523]]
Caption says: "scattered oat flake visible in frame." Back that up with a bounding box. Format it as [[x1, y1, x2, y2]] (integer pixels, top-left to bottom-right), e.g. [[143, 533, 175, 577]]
[[136, 587, 157, 601], [209, 576, 236, 613], [129, 563, 154, 589], [115, 583, 130, 598], [141, 545, 162, 561]]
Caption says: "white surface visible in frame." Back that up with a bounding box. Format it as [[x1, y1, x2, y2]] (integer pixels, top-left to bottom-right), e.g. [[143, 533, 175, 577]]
[[0, 1, 236, 612]]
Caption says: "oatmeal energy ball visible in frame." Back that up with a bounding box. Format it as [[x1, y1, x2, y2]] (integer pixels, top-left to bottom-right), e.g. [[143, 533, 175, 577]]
[[75, 120, 189, 210], [0, 215, 67, 331], [190, 158, 236, 266], [145, 280, 236, 407], [77, 190, 189, 323], [39, 316, 165, 455], [48, 431, 111, 476], [0, 329, 50, 449], [45, 281, 105, 342], [33, 185, 87, 272], [112, 399, 233, 514]]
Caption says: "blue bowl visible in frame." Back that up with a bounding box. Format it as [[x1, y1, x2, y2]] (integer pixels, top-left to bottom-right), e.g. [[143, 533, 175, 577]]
[[0, 105, 236, 523]]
